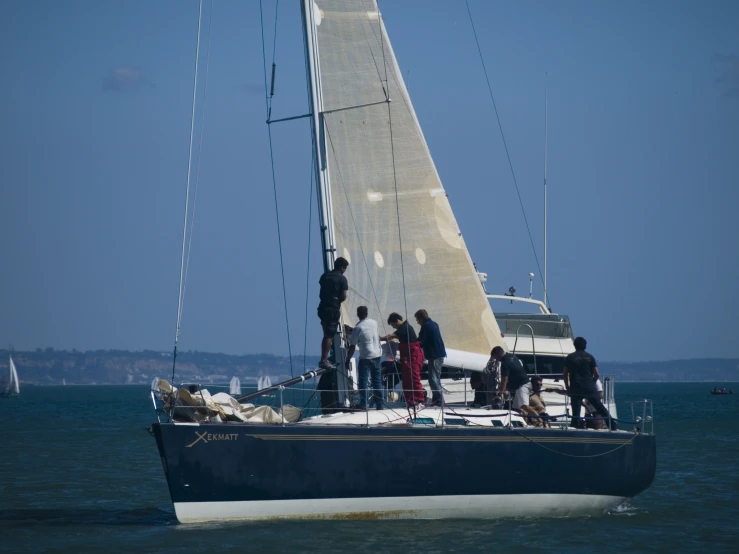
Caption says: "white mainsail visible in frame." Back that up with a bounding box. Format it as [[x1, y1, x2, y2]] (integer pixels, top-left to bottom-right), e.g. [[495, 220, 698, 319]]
[[307, 0, 504, 355], [8, 354, 19, 395], [229, 376, 241, 395]]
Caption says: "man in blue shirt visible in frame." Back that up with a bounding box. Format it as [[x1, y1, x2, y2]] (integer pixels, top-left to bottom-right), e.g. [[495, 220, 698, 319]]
[[415, 309, 447, 407]]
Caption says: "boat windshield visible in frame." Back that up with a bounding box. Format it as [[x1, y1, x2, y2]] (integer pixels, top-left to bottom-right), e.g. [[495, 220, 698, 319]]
[[496, 313, 573, 339], [515, 354, 565, 378]]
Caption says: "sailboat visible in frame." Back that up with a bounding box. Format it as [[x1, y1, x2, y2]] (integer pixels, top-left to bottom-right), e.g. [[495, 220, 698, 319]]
[[229, 376, 241, 396], [257, 375, 272, 391], [151, 0, 655, 523], [1, 353, 20, 398]]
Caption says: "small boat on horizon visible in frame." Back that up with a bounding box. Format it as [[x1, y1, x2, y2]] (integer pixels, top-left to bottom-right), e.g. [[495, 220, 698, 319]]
[[1, 352, 20, 398], [229, 376, 241, 396], [710, 387, 734, 395]]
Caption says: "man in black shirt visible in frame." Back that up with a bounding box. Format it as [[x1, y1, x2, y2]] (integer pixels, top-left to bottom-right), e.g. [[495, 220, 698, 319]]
[[563, 336, 617, 430], [317, 257, 349, 370], [491, 346, 530, 411]]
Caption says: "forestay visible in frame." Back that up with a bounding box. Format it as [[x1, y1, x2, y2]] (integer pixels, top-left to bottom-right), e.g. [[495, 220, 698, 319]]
[[308, 0, 504, 355]]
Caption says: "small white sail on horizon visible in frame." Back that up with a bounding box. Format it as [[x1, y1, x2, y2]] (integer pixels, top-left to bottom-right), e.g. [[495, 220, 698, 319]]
[[257, 375, 272, 391], [229, 376, 241, 396], [2, 354, 20, 397]]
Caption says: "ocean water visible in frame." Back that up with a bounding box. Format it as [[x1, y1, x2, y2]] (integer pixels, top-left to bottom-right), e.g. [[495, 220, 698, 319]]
[[1, 383, 737, 553]]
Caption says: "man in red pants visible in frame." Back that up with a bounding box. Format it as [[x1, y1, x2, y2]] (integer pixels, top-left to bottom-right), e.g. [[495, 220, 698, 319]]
[[381, 313, 425, 408]]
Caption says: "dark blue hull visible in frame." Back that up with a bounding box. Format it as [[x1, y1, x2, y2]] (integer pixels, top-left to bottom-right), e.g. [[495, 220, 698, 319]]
[[152, 422, 656, 522]]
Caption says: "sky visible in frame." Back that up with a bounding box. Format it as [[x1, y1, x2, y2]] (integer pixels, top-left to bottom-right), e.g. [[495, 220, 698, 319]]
[[0, 0, 737, 362]]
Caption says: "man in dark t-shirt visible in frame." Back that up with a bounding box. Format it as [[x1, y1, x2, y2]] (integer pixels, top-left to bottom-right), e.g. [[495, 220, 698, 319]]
[[563, 337, 617, 430], [317, 257, 349, 370], [491, 346, 530, 411]]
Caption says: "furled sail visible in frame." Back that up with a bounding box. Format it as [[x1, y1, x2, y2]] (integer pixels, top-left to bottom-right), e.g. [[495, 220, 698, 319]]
[[308, 0, 504, 355]]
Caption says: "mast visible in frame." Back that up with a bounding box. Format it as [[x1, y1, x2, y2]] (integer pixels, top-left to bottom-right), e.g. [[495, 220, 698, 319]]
[[543, 73, 548, 308], [300, 0, 350, 403], [301, 0, 336, 275]]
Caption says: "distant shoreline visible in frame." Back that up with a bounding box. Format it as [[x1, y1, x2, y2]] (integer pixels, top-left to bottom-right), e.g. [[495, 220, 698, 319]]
[[15, 380, 739, 387], [2, 349, 737, 386]]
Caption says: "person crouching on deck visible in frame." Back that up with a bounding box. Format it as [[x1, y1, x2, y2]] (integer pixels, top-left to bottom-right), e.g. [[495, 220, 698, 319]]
[[491, 346, 531, 412], [380, 313, 425, 408]]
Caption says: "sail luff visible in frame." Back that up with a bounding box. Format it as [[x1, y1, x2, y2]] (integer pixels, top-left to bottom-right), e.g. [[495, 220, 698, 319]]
[[302, 0, 336, 275], [303, 0, 353, 407]]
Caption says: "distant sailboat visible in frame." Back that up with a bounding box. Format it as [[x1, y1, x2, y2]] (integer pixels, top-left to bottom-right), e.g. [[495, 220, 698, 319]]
[[1, 353, 19, 398], [257, 375, 272, 391], [229, 376, 241, 395]]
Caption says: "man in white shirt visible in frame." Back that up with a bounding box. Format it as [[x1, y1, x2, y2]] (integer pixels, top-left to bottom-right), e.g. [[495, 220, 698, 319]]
[[347, 306, 385, 410]]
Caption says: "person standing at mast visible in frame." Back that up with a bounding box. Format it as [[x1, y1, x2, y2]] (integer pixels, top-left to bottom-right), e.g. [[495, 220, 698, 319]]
[[317, 257, 349, 370]]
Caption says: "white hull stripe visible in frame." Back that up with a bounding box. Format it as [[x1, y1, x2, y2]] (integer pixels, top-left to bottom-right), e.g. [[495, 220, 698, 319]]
[[173, 494, 627, 523]]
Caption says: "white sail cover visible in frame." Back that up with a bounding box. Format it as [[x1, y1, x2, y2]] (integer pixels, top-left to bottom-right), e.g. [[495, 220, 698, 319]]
[[9, 355, 19, 394], [309, 0, 504, 354]]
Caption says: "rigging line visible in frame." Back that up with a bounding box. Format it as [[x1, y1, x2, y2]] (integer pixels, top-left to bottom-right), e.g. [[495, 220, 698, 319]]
[[374, 0, 389, 84], [363, 3, 416, 124], [260, 0, 294, 377], [372, 3, 408, 333], [387, 88, 414, 420], [323, 120, 392, 342], [271, 0, 280, 67], [373, 6, 413, 415], [464, 0, 545, 292], [387, 110, 408, 322], [172, 0, 204, 383], [357, 0, 386, 92], [511, 427, 638, 458], [182, 0, 214, 313], [324, 119, 409, 414], [303, 155, 315, 373]]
